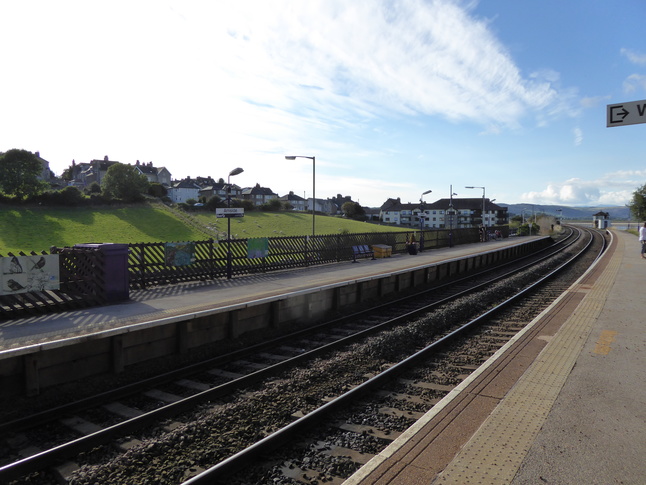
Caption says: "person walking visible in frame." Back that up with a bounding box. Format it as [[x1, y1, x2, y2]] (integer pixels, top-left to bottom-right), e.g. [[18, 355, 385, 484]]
[[639, 222, 646, 259]]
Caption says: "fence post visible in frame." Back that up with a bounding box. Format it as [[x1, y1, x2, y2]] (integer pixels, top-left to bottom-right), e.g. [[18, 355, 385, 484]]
[[138, 243, 146, 289], [209, 238, 215, 280]]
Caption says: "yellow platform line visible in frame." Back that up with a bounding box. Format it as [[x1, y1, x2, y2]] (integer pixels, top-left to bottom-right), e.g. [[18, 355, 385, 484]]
[[434, 237, 622, 484]]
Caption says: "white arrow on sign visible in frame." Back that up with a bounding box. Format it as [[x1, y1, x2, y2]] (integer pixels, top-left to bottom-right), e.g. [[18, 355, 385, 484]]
[[607, 99, 646, 127]]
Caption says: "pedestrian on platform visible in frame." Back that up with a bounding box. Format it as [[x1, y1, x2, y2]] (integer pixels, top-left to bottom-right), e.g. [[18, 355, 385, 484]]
[[639, 222, 646, 259]]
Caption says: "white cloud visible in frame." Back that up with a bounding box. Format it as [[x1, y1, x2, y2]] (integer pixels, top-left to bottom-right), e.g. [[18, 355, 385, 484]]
[[621, 48, 646, 66], [623, 74, 646, 94], [521, 171, 646, 206], [0, 0, 585, 208]]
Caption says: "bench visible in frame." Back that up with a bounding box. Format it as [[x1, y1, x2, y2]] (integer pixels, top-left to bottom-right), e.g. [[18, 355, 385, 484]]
[[352, 244, 375, 262]]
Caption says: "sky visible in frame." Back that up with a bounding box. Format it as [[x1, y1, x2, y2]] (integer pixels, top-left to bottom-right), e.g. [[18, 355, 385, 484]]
[[1, 0, 645, 208]]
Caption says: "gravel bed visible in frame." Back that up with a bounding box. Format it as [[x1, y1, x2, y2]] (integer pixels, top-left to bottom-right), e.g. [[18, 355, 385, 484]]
[[10, 245, 595, 485]]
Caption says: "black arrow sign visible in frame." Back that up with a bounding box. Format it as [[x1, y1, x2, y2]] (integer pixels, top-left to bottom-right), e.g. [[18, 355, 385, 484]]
[[609, 106, 629, 124], [607, 99, 646, 127]]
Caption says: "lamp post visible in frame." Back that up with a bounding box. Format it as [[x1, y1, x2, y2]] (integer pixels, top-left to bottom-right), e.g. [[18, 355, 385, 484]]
[[286, 155, 315, 266], [448, 186, 457, 247], [419, 189, 432, 252], [226, 167, 244, 279], [285, 155, 315, 237], [466, 185, 485, 240]]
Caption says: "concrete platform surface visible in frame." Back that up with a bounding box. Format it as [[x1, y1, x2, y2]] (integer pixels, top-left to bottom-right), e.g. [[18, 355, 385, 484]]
[[345, 229, 646, 484]]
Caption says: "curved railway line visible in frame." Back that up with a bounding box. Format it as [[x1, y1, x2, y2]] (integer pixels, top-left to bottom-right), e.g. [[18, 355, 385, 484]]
[[0, 226, 608, 485]]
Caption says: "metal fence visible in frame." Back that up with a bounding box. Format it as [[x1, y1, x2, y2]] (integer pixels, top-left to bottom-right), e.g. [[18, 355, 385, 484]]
[[0, 226, 506, 318]]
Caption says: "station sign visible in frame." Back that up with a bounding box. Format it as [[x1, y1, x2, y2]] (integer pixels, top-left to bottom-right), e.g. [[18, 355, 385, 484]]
[[216, 207, 245, 218], [607, 99, 646, 127]]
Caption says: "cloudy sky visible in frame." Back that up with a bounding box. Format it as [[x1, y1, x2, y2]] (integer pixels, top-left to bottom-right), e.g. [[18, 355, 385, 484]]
[[1, 0, 645, 207]]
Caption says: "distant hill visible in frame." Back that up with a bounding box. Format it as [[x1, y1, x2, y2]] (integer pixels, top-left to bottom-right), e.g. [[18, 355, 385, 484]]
[[499, 203, 631, 221]]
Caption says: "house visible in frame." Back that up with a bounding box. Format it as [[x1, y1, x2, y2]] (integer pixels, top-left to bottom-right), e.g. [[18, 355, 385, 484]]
[[380, 197, 508, 229], [34, 152, 54, 181], [241, 184, 278, 206], [80, 156, 121, 186], [65, 158, 172, 188], [167, 179, 201, 203], [199, 182, 242, 201], [329, 194, 355, 214], [134, 161, 172, 186], [279, 191, 307, 211], [311, 198, 336, 215]]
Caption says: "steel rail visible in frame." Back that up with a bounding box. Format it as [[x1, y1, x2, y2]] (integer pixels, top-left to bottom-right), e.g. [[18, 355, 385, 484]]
[[0, 230, 574, 436], [183, 228, 604, 483], [0, 229, 585, 482]]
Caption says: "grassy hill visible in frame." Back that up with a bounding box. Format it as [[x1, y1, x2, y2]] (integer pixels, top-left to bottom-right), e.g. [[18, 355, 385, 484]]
[[0, 204, 405, 255]]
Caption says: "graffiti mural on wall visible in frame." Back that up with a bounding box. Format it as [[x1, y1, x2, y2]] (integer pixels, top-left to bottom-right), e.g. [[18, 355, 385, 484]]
[[0, 254, 60, 295]]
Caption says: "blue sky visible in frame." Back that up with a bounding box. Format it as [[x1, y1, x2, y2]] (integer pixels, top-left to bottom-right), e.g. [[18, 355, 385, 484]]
[[1, 1, 645, 208]]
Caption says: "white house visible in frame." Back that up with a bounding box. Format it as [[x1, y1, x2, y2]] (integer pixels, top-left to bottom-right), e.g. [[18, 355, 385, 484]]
[[167, 179, 201, 203]]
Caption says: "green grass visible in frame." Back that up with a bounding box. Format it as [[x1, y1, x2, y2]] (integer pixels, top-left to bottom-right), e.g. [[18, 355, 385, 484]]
[[0, 205, 405, 255], [192, 211, 404, 238], [0, 205, 206, 254]]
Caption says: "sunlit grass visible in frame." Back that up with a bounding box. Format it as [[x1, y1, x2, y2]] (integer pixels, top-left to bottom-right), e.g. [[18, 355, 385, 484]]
[[192, 211, 403, 238], [0, 206, 205, 254], [0, 205, 405, 255]]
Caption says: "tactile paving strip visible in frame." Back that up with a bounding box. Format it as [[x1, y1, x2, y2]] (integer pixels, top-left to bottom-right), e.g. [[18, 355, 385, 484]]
[[435, 239, 623, 484]]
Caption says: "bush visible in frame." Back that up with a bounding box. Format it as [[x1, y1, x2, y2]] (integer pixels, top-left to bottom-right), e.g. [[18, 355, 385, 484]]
[[261, 199, 283, 212], [148, 183, 167, 198], [26, 187, 88, 206]]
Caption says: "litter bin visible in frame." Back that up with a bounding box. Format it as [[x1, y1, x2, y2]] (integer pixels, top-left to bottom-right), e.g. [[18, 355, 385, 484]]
[[74, 243, 130, 302]]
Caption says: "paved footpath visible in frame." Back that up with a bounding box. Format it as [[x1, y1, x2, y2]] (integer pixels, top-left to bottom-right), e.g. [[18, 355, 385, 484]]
[[345, 229, 646, 485], [509, 228, 646, 484]]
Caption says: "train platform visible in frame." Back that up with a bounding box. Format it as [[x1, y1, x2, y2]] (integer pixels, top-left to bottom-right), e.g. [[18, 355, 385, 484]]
[[0, 236, 539, 352], [345, 228, 646, 485]]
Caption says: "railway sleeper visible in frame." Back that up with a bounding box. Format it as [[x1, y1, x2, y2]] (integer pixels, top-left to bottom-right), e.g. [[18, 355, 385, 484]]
[[377, 406, 425, 421], [280, 464, 347, 485], [207, 368, 245, 380], [313, 440, 375, 465], [397, 378, 455, 393], [53, 460, 81, 484], [330, 421, 401, 442], [375, 389, 441, 406]]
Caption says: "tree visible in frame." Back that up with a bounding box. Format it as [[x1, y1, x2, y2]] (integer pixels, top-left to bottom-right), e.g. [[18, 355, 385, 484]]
[[261, 198, 283, 212], [342, 201, 366, 221], [148, 182, 167, 198], [0, 148, 43, 198], [628, 184, 646, 221], [101, 163, 150, 202], [85, 182, 102, 195]]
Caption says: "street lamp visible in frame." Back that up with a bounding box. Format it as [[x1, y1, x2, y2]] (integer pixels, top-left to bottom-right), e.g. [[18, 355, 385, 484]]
[[448, 186, 457, 247], [286, 155, 315, 267], [419, 189, 432, 251], [285, 155, 315, 237], [465, 186, 486, 236], [226, 167, 243, 279]]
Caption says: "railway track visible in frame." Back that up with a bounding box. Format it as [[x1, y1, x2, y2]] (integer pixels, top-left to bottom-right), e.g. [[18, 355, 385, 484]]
[[0, 226, 606, 484]]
